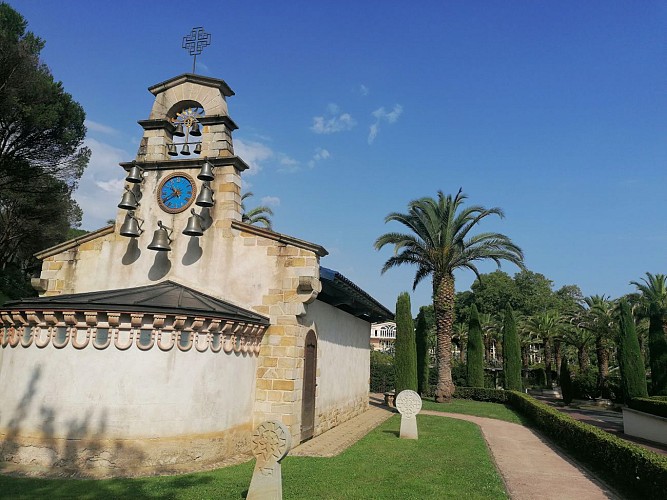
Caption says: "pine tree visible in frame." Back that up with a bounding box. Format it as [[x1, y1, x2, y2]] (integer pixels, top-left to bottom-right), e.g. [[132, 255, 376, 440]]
[[502, 304, 522, 390], [560, 357, 573, 405], [466, 304, 484, 387], [415, 307, 430, 395], [394, 292, 418, 393], [618, 300, 648, 403]]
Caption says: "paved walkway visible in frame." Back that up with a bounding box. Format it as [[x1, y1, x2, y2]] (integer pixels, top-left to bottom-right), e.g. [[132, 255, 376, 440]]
[[292, 396, 617, 499]]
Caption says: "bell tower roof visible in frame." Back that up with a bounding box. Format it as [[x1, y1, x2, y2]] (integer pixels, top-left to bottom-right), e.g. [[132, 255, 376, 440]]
[[148, 73, 234, 98]]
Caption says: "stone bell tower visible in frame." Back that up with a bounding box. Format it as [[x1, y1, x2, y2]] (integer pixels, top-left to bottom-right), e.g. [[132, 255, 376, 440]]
[[116, 73, 250, 245]]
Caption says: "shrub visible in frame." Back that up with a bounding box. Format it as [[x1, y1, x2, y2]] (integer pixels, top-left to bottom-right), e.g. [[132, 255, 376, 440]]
[[560, 357, 573, 405], [628, 397, 667, 418], [532, 367, 547, 387], [618, 300, 649, 403], [370, 352, 395, 393], [572, 368, 598, 400], [502, 304, 522, 391], [394, 292, 417, 393], [506, 391, 667, 499], [453, 387, 507, 403], [451, 361, 467, 388], [415, 307, 430, 396], [466, 304, 484, 387]]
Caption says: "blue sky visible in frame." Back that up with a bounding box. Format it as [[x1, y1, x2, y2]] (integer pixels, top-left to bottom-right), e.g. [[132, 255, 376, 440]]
[[9, 1, 667, 313]]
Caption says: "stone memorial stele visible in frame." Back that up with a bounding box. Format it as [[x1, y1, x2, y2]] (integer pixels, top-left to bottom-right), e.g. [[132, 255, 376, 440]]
[[395, 389, 422, 440], [247, 420, 292, 500]]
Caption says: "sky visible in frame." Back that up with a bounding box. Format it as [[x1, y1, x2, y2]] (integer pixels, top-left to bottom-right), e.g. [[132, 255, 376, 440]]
[[8, 1, 667, 313]]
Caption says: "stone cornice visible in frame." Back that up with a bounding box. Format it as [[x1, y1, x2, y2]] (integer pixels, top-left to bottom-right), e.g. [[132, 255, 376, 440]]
[[0, 309, 265, 354], [34, 225, 114, 260], [231, 221, 329, 257], [148, 73, 234, 98], [119, 156, 249, 172]]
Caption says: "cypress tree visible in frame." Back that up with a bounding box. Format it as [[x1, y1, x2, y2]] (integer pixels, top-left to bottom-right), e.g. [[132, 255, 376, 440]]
[[394, 292, 418, 393], [466, 304, 484, 387], [560, 356, 573, 405], [502, 304, 522, 391], [415, 307, 430, 395], [618, 300, 648, 403]]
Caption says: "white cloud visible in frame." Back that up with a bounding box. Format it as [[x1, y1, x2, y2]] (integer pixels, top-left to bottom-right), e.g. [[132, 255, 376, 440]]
[[85, 119, 119, 135], [261, 196, 281, 207], [307, 148, 331, 168], [359, 84, 369, 96], [311, 103, 356, 134], [368, 104, 403, 144], [74, 138, 129, 229], [234, 138, 274, 175]]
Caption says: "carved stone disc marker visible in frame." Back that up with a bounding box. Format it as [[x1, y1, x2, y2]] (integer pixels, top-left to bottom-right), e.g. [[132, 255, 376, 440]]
[[247, 420, 291, 499], [395, 389, 422, 439]]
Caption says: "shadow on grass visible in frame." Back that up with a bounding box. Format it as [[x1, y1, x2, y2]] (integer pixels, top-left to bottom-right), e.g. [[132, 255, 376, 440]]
[[382, 430, 399, 437]]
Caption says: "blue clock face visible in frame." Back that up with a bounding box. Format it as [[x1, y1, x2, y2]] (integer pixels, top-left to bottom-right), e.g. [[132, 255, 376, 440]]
[[158, 173, 196, 213]]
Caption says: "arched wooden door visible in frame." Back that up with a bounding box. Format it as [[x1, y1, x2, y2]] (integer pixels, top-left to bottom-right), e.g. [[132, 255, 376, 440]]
[[300, 330, 317, 442]]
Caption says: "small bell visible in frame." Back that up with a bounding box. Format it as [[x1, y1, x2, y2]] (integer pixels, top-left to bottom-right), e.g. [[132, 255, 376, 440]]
[[189, 123, 202, 136], [197, 160, 214, 181], [119, 212, 143, 237], [167, 143, 178, 156], [173, 123, 185, 137], [195, 183, 214, 207], [182, 209, 204, 236], [193, 142, 202, 155], [125, 164, 144, 183], [118, 189, 139, 210], [147, 221, 172, 251], [180, 144, 191, 156]]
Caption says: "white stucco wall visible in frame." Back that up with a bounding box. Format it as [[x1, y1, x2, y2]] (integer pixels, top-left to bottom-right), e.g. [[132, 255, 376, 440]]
[[0, 341, 256, 440], [303, 300, 370, 414]]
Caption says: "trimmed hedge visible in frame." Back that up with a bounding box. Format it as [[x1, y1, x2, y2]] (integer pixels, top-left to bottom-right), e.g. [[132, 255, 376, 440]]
[[628, 397, 667, 419], [453, 387, 507, 403], [505, 391, 667, 499]]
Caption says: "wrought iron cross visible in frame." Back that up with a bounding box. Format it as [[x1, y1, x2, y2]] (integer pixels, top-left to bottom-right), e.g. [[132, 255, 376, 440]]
[[182, 27, 211, 74]]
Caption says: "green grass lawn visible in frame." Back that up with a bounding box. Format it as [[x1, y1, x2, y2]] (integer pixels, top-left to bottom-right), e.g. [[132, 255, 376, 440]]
[[0, 415, 508, 499], [421, 398, 528, 425]]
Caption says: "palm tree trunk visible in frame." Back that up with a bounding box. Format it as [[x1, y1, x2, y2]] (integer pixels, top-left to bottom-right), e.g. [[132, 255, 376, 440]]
[[434, 273, 455, 402], [578, 346, 590, 371], [544, 338, 553, 386], [554, 340, 562, 384], [595, 335, 609, 396]]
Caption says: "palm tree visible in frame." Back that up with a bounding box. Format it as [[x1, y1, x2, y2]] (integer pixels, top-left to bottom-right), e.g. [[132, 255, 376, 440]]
[[561, 325, 595, 371], [631, 273, 667, 395], [240, 191, 274, 229], [375, 189, 524, 402], [526, 311, 564, 386]]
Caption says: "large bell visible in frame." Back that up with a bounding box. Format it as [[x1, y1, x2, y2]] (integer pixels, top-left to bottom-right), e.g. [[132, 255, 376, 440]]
[[193, 142, 202, 155], [173, 123, 185, 137], [189, 123, 201, 136], [197, 161, 214, 181], [118, 189, 139, 210], [180, 144, 191, 156], [195, 184, 214, 207], [119, 212, 142, 237], [167, 143, 178, 156], [182, 209, 204, 236], [147, 222, 172, 251], [125, 165, 143, 183]]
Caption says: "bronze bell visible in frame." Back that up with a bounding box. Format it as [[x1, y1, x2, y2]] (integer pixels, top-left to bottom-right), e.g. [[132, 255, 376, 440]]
[[118, 189, 139, 210], [119, 212, 143, 237], [197, 160, 214, 181], [181, 144, 191, 156], [147, 221, 172, 251], [193, 142, 202, 155], [167, 143, 178, 156], [173, 123, 185, 137], [196, 183, 214, 207], [182, 209, 204, 236], [125, 164, 144, 183], [189, 123, 201, 136]]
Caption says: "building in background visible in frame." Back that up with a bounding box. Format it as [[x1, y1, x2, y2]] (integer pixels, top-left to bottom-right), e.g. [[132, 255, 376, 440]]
[[370, 321, 396, 353]]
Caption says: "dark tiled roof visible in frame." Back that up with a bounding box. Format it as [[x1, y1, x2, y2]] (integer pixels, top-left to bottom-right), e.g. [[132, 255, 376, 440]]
[[318, 267, 393, 323], [3, 280, 269, 325]]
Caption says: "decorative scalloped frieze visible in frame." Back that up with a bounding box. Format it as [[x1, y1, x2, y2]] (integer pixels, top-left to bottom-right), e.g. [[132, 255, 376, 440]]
[[0, 309, 266, 355]]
